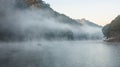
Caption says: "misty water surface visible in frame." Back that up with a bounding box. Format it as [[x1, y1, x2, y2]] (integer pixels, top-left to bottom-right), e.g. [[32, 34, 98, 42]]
[[0, 41, 120, 67]]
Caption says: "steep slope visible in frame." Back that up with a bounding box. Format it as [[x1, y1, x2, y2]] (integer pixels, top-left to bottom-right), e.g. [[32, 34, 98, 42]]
[[102, 15, 120, 42], [0, 0, 103, 41], [15, 0, 81, 25]]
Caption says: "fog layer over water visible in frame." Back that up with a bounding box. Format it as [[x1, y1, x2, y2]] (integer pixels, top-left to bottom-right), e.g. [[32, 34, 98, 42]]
[[0, 0, 103, 40], [0, 1, 108, 67], [0, 41, 120, 67]]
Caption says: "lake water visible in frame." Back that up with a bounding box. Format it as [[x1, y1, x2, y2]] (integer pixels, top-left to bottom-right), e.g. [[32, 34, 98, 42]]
[[0, 40, 120, 67]]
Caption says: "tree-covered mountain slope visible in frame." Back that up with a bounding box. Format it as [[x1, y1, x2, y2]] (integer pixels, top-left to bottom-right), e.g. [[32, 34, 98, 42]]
[[102, 15, 120, 42], [0, 0, 103, 41]]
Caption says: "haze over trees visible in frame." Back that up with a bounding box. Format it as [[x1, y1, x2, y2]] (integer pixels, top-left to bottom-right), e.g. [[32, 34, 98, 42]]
[[0, 0, 103, 41]]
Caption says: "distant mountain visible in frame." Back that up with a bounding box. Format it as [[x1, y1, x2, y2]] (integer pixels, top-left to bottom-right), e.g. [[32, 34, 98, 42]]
[[76, 19, 102, 28], [0, 0, 103, 41]]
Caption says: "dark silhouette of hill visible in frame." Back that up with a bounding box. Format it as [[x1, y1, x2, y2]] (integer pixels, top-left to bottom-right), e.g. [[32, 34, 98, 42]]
[[102, 15, 120, 42]]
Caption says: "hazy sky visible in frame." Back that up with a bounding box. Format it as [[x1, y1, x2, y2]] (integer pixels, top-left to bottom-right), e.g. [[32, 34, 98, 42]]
[[44, 0, 120, 26]]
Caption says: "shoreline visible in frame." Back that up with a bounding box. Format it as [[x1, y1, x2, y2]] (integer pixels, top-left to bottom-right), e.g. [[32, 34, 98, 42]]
[[104, 36, 120, 42]]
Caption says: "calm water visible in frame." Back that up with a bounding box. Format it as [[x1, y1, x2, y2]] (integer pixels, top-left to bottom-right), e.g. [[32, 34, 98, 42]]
[[0, 40, 120, 67]]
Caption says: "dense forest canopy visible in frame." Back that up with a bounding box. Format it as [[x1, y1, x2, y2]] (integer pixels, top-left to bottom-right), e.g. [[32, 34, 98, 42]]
[[102, 15, 120, 38]]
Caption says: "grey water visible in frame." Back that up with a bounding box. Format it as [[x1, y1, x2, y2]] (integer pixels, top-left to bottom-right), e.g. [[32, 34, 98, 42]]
[[0, 40, 120, 67]]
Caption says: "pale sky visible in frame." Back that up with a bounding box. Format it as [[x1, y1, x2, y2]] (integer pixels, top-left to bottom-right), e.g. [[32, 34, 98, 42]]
[[44, 0, 120, 26]]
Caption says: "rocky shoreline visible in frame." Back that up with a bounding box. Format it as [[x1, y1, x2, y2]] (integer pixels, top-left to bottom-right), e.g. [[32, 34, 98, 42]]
[[104, 36, 120, 42]]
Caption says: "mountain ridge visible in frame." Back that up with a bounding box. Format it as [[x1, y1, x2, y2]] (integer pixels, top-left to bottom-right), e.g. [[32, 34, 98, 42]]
[[0, 0, 103, 41], [76, 18, 102, 28]]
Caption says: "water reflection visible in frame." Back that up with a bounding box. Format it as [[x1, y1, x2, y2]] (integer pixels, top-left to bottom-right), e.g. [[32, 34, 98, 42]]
[[0, 41, 120, 67]]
